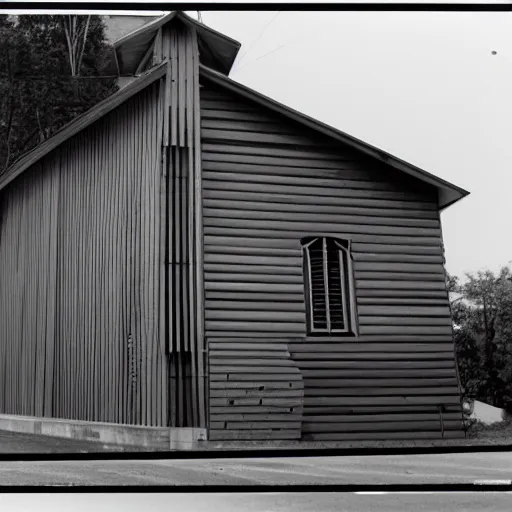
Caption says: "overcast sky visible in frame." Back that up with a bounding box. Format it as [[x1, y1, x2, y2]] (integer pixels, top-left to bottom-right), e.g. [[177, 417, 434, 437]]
[[2, 4, 510, 280], [190, 9, 511, 281]]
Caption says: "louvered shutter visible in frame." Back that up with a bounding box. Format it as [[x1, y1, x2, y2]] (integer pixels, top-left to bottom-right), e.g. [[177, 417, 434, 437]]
[[308, 238, 328, 330], [303, 237, 353, 334], [326, 238, 345, 331]]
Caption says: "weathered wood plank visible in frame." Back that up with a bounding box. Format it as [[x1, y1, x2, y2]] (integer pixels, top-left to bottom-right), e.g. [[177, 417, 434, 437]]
[[203, 172, 432, 198], [206, 302, 305, 313], [210, 365, 301, 374], [303, 413, 462, 423], [205, 263, 303, 275], [300, 369, 456, 378], [210, 389, 304, 398], [210, 381, 303, 389], [201, 142, 349, 161], [356, 289, 449, 298], [304, 404, 462, 414], [211, 421, 302, 430], [210, 373, 304, 381], [211, 406, 303, 414], [210, 342, 290, 351], [206, 321, 305, 333], [358, 317, 451, 326], [304, 431, 465, 441], [204, 228, 442, 246], [355, 272, 445, 282], [302, 396, 461, 406], [206, 311, 306, 322], [303, 387, 458, 397], [204, 181, 434, 205], [357, 297, 449, 306], [204, 198, 438, 220], [359, 325, 453, 335], [211, 358, 298, 367], [301, 378, 459, 388], [211, 413, 303, 421], [296, 361, 454, 370], [302, 420, 463, 433], [203, 189, 436, 211], [205, 207, 439, 229], [209, 429, 301, 440], [210, 397, 303, 407]]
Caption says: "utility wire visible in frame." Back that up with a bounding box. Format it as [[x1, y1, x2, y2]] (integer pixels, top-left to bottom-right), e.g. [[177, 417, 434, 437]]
[[235, 44, 286, 72], [237, 11, 281, 66], [234, 30, 305, 74]]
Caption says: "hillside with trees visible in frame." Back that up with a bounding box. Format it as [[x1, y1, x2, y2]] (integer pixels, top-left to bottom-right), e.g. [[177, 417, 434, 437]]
[[449, 266, 512, 412], [0, 14, 118, 174]]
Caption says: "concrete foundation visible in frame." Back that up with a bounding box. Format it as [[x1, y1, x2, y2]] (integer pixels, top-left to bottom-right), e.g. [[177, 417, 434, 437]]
[[0, 414, 207, 451]]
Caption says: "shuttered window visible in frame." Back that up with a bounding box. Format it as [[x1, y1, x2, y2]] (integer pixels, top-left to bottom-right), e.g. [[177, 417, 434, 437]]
[[302, 237, 356, 335]]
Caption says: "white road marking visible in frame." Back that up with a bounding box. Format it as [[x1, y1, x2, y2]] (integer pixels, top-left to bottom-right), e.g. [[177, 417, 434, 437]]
[[473, 480, 512, 485], [355, 491, 512, 495]]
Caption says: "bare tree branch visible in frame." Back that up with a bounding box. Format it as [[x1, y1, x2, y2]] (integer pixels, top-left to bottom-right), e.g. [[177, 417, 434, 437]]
[[76, 15, 91, 77]]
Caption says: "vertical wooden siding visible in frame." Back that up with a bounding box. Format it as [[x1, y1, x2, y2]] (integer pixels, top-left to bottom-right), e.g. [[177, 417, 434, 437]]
[[0, 82, 168, 426], [200, 81, 463, 441], [159, 21, 206, 428]]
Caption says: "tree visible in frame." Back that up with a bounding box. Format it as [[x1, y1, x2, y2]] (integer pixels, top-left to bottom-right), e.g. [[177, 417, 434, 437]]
[[451, 266, 512, 409], [447, 271, 485, 400], [0, 14, 118, 173]]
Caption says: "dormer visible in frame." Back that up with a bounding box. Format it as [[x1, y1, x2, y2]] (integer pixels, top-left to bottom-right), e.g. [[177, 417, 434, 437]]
[[111, 11, 241, 80]]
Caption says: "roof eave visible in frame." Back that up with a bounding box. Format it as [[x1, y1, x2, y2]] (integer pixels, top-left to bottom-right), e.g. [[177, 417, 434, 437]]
[[113, 12, 177, 50], [439, 188, 470, 212], [198, 64, 469, 211]]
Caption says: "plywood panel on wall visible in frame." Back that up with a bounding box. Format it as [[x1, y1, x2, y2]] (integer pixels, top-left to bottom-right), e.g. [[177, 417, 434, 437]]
[[200, 81, 463, 441]]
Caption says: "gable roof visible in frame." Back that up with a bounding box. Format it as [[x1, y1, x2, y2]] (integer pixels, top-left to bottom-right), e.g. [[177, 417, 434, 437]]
[[0, 61, 469, 210], [0, 62, 167, 193], [113, 11, 241, 76], [199, 65, 469, 210]]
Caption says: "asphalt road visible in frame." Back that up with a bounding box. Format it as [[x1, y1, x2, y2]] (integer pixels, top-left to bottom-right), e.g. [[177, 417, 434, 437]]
[[2, 492, 512, 512], [0, 452, 510, 486]]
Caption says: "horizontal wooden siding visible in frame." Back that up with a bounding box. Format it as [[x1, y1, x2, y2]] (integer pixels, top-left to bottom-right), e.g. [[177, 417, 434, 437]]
[[200, 81, 463, 441]]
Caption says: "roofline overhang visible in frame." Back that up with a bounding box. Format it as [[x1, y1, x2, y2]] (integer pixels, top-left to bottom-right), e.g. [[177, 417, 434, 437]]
[[0, 60, 470, 212], [113, 11, 178, 49], [199, 64, 470, 211]]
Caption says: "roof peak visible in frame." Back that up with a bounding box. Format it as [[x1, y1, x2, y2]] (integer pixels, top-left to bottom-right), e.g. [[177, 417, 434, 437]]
[[113, 11, 241, 77]]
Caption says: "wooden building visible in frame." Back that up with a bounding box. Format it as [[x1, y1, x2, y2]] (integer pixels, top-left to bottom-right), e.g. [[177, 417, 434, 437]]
[[0, 12, 470, 443]]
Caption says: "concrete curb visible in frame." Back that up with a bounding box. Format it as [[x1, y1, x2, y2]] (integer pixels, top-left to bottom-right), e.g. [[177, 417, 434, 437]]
[[0, 414, 207, 450]]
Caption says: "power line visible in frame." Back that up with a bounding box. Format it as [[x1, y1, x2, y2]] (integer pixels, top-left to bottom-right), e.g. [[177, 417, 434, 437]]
[[235, 44, 286, 72], [237, 11, 281, 66], [234, 30, 305, 74]]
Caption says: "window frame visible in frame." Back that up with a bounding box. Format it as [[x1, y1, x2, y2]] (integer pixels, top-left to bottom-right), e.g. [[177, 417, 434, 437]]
[[302, 236, 358, 336]]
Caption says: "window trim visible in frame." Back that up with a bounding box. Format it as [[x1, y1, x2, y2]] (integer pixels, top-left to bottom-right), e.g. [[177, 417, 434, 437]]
[[302, 236, 358, 336]]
